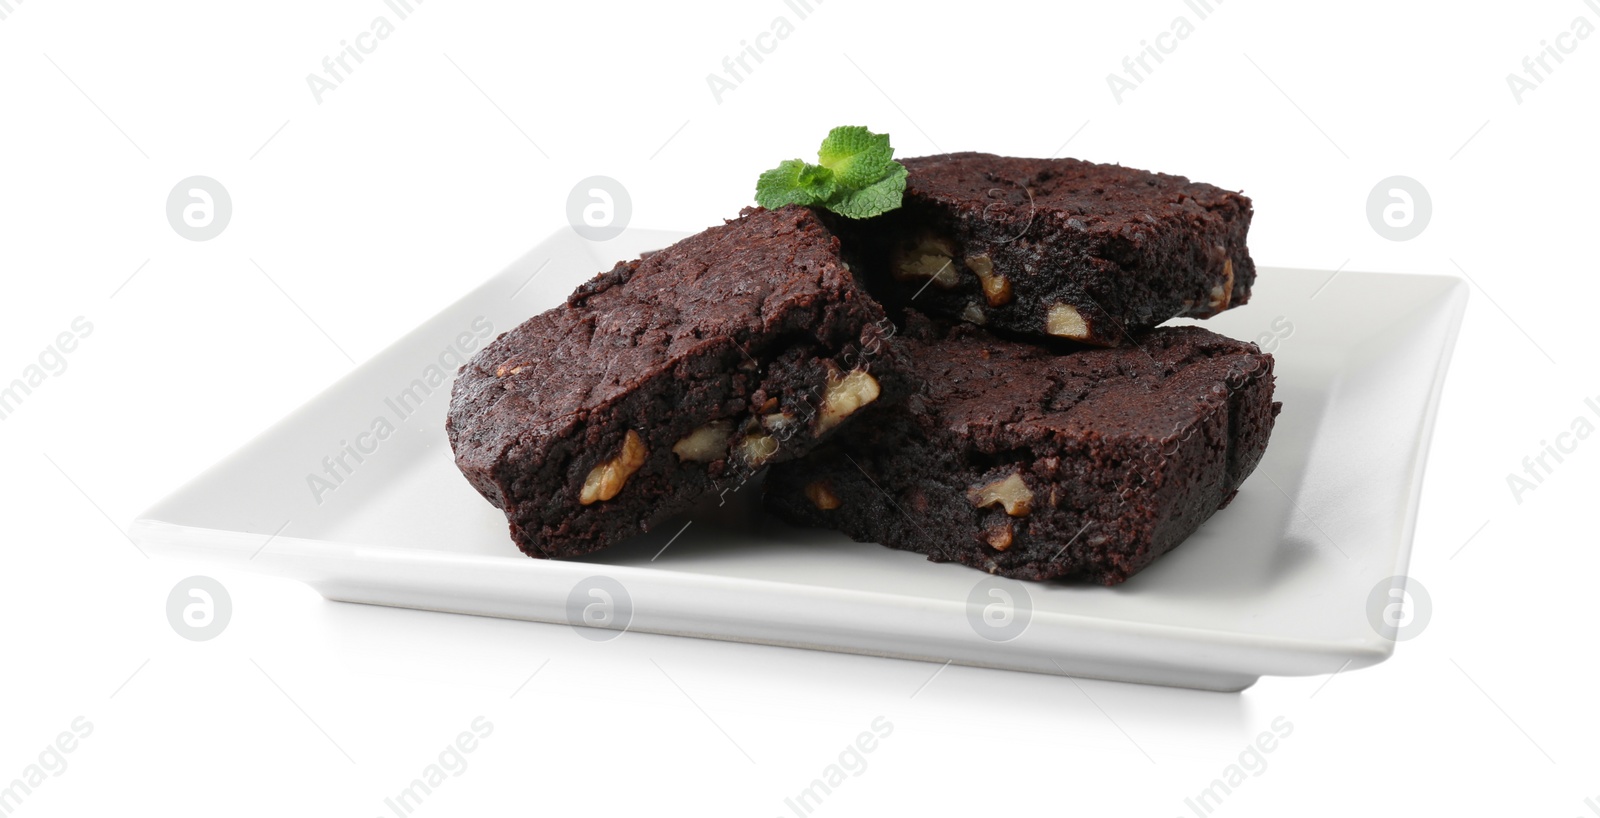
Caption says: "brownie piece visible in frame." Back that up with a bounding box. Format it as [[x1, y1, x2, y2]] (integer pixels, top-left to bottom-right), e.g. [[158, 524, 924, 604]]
[[825, 152, 1255, 347], [764, 318, 1279, 585], [448, 206, 908, 559]]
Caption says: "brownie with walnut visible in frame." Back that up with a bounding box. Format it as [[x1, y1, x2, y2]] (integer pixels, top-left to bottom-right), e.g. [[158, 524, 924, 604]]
[[447, 205, 909, 559], [825, 152, 1256, 347], [764, 316, 1279, 585]]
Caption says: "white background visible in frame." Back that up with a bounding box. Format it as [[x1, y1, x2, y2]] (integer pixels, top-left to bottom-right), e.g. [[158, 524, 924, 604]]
[[3, 0, 1598, 815]]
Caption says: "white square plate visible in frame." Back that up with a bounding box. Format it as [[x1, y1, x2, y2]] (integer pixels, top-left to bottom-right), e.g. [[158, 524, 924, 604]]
[[132, 228, 1467, 692]]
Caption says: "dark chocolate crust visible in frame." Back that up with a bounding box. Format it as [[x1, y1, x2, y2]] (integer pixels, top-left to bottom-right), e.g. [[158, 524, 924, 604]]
[[448, 206, 908, 559], [764, 318, 1279, 585], [825, 152, 1255, 347]]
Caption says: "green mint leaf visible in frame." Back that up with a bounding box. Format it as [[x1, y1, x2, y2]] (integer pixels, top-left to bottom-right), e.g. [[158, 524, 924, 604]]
[[824, 161, 907, 219], [816, 125, 895, 189], [755, 159, 837, 208], [755, 126, 906, 219]]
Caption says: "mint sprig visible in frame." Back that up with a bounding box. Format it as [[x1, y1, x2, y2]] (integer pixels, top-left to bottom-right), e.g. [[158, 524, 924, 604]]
[[756, 159, 838, 208], [755, 126, 906, 219]]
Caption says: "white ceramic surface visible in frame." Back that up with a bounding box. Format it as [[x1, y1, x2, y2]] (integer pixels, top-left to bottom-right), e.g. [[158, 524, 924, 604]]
[[131, 228, 1468, 692]]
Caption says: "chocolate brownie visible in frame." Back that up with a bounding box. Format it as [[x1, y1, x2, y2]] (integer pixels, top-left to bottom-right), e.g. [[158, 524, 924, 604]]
[[764, 317, 1279, 585], [448, 206, 908, 559], [825, 152, 1255, 347]]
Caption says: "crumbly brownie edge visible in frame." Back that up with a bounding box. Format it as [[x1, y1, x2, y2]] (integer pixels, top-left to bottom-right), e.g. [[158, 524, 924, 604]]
[[447, 208, 914, 559], [492, 320, 909, 559], [826, 155, 1256, 347], [764, 338, 1278, 584]]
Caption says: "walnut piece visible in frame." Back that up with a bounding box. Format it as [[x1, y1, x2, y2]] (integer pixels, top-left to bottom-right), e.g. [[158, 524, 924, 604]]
[[967, 473, 1034, 517], [1208, 258, 1235, 311], [966, 254, 1012, 307], [984, 522, 1014, 551], [804, 481, 841, 510], [735, 432, 779, 467], [892, 236, 961, 290], [960, 302, 988, 325], [817, 369, 881, 432], [1046, 303, 1091, 340], [672, 421, 733, 462], [580, 430, 648, 505]]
